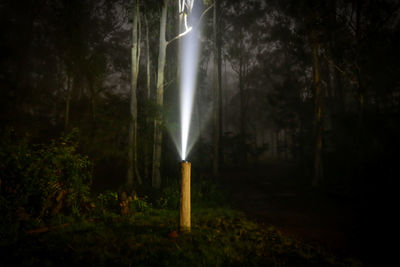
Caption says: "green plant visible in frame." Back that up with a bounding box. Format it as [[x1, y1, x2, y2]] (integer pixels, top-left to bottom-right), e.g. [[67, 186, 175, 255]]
[[129, 194, 151, 212], [0, 129, 92, 225], [95, 191, 119, 214]]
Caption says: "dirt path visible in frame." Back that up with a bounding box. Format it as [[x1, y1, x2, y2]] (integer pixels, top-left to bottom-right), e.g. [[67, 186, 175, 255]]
[[222, 162, 363, 260]]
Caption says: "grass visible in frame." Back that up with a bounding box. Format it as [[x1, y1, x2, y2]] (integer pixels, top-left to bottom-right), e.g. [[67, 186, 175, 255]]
[[0, 134, 363, 266], [1, 206, 360, 266], [0, 175, 362, 266]]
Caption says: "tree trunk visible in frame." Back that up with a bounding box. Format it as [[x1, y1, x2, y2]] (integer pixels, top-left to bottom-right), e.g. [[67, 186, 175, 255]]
[[65, 75, 72, 130], [145, 16, 151, 100], [355, 0, 364, 125], [311, 29, 324, 188], [224, 58, 229, 133], [217, 4, 223, 171], [284, 129, 288, 160], [327, 0, 339, 115], [144, 15, 151, 180], [269, 130, 274, 158], [88, 81, 97, 143], [127, 0, 142, 187], [355, 0, 365, 178], [212, 0, 222, 176], [239, 52, 246, 164], [152, 0, 168, 189], [276, 129, 280, 160]]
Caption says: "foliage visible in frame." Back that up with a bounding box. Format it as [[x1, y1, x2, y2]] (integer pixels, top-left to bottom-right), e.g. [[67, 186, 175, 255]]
[[0, 207, 360, 266], [92, 190, 152, 218], [95, 191, 120, 214], [129, 194, 151, 213], [0, 129, 92, 239]]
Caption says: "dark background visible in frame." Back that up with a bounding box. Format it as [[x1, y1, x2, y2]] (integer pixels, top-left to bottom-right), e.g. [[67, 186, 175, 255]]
[[1, 0, 399, 264]]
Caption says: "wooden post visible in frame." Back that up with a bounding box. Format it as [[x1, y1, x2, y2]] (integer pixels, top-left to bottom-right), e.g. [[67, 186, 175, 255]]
[[180, 161, 191, 232]]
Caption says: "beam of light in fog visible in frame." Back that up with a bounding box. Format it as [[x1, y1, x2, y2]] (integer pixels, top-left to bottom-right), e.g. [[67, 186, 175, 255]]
[[180, 7, 199, 160]]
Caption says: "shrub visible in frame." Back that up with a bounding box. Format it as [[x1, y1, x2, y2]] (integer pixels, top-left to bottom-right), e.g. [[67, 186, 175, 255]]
[[129, 194, 151, 212], [0, 129, 92, 230], [95, 191, 119, 214]]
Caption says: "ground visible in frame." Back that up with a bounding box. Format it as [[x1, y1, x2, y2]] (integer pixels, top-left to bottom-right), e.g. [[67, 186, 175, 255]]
[[222, 161, 364, 261], [3, 160, 391, 266]]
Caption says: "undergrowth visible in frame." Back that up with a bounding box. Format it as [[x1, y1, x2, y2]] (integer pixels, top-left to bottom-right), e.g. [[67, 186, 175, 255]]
[[0, 131, 361, 266], [1, 207, 360, 266]]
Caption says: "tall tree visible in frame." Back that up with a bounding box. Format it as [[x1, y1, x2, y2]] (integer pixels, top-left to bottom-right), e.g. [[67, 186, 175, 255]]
[[151, 0, 168, 189], [152, 0, 211, 188], [224, 0, 263, 166], [127, 0, 142, 187], [311, 28, 324, 187], [212, 0, 222, 176], [143, 14, 152, 180]]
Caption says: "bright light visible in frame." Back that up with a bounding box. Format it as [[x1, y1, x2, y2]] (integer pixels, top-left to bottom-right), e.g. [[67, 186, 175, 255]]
[[180, 10, 200, 160]]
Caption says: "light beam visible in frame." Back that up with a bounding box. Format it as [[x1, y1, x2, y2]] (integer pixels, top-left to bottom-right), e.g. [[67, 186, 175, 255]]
[[180, 9, 200, 160]]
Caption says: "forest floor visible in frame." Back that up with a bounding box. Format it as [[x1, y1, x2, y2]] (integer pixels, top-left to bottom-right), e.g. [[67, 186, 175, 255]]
[[3, 160, 388, 266], [221, 161, 367, 264]]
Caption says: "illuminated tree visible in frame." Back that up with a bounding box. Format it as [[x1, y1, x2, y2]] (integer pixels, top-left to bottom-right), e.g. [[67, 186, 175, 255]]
[[143, 14, 152, 179], [151, 0, 168, 189], [152, 0, 212, 188], [152, 0, 193, 188]]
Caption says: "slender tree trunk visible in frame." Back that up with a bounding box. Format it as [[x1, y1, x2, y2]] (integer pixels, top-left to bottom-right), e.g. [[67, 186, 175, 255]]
[[212, 0, 222, 176], [327, 0, 338, 116], [128, 0, 142, 187], [284, 129, 288, 160], [355, 0, 365, 178], [217, 5, 223, 170], [355, 0, 365, 126], [88, 81, 97, 143], [325, 56, 334, 112], [136, 3, 142, 182], [239, 50, 246, 164], [224, 58, 228, 133], [65, 97, 70, 129], [276, 129, 280, 160], [152, 0, 168, 189], [65, 75, 72, 130], [197, 55, 210, 143], [269, 130, 274, 158], [355, 0, 364, 125], [91, 95, 96, 122], [299, 118, 304, 160], [311, 29, 324, 187], [144, 15, 151, 180], [145, 17, 151, 100], [88, 80, 97, 137]]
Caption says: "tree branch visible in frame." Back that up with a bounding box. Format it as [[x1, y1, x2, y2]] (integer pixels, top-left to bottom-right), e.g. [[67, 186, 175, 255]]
[[166, 3, 215, 46], [166, 26, 193, 46], [197, 3, 215, 28]]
